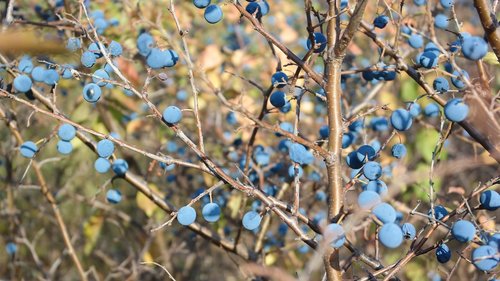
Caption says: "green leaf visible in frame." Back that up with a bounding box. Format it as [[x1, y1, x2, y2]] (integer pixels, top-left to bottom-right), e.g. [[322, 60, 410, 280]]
[[415, 128, 440, 163]]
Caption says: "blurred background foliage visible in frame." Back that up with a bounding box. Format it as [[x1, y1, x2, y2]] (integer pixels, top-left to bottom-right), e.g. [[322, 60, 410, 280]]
[[0, 0, 498, 280]]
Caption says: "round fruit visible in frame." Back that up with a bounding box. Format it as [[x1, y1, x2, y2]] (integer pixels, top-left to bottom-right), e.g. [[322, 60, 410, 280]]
[[390, 109, 413, 131], [379, 223, 404, 248], [82, 83, 102, 103], [462, 36, 488, 61], [97, 139, 115, 158], [193, 0, 211, 9], [307, 32, 327, 53], [271, 71, 288, 88], [480, 190, 500, 211], [451, 220, 476, 242], [472, 245, 499, 271], [57, 140, 73, 155], [162, 106, 183, 125], [324, 223, 346, 249], [402, 223, 416, 240], [13, 75, 32, 93], [94, 157, 111, 173], [242, 210, 262, 230], [391, 143, 407, 159], [112, 159, 129, 176], [358, 190, 381, 209], [372, 203, 397, 224], [202, 203, 221, 222], [177, 206, 197, 225], [106, 189, 122, 204], [444, 98, 468, 122], [433, 77, 449, 93], [58, 124, 76, 141], [436, 244, 451, 263], [270, 91, 286, 108], [363, 161, 382, 180], [204, 5, 223, 24], [20, 141, 38, 158]]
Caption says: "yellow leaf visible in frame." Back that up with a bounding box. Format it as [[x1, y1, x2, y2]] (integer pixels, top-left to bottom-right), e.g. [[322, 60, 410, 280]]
[[227, 193, 243, 218], [83, 215, 104, 255], [483, 52, 499, 65], [143, 251, 154, 264], [136, 184, 161, 217], [264, 253, 277, 266]]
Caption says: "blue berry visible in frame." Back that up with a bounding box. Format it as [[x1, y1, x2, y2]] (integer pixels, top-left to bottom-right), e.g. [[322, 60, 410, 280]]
[[88, 42, 103, 58], [451, 220, 476, 242], [289, 143, 314, 165], [358, 190, 381, 209], [424, 103, 440, 117], [436, 244, 451, 263], [307, 32, 327, 53], [440, 0, 454, 8], [356, 145, 376, 162], [363, 161, 382, 180], [5, 242, 17, 255], [94, 157, 111, 173], [419, 51, 438, 68], [402, 223, 416, 240], [372, 203, 397, 224], [137, 32, 155, 57], [342, 132, 355, 148], [472, 245, 499, 271], [18, 57, 33, 73], [288, 165, 304, 178], [433, 77, 449, 93], [43, 69, 60, 85], [451, 70, 469, 89], [271, 71, 288, 88], [202, 203, 221, 222], [390, 109, 413, 131], [407, 102, 421, 117], [242, 210, 262, 230], [61, 65, 74, 79], [108, 41, 123, 56], [97, 139, 114, 157], [346, 151, 364, 169], [106, 189, 122, 204], [82, 83, 102, 103], [363, 180, 388, 196], [391, 143, 407, 159], [462, 36, 488, 61], [373, 15, 389, 29], [258, 0, 270, 16], [408, 34, 424, 48], [204, 5, 223, 24], [162, 106, 182, 125], [31, 66, 46, 82], [81, 51, 96, 68], [434, 14, 449, 29], [370, 116, 389, 131], [270, 91, 286, 108], [193, 0, 211, 8], [20, 141, 38, 158], [112, 159, 129, 176], [57, 140, 73, 155], [13, 75, 32, 93], [146, 48, 178, 69], [246, 2, 262, 19], [379, 223, 404, 248], [92, 69, 110, 87], [480, 190, 500, 211], [324, 223, 346, 249], [444, 98, 468, 122], [428, 205, 448, 220]]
